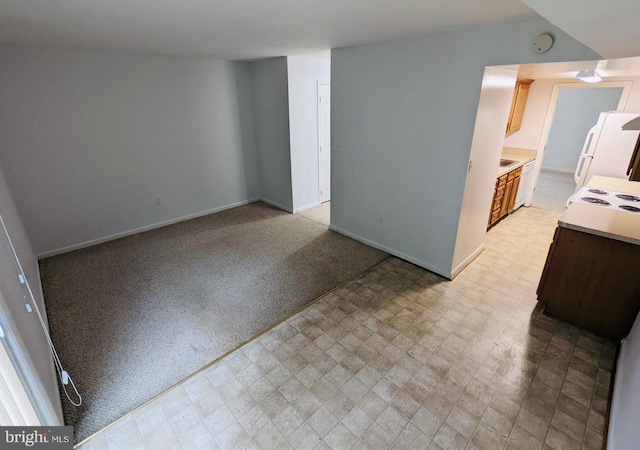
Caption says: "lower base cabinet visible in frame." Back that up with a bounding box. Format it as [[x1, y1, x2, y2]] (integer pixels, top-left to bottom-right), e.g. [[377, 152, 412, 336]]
[[537, 226, 640, 341], [488, 166, 522, 229]]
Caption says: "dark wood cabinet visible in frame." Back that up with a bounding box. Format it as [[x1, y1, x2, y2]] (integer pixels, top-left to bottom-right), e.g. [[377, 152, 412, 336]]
[[488, 166, 522, 229], [537, 226, 640, 341]]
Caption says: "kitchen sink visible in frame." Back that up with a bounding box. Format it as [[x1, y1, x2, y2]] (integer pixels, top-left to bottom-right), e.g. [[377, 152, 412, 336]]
[[499, 159, 517, 167]]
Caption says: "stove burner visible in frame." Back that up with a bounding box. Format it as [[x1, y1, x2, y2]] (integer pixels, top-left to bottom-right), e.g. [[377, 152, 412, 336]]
[[616, 194, 640, 202], [588, 189, 609, 195], [580, 197, 611, 206], [619, 205, 640, 213]]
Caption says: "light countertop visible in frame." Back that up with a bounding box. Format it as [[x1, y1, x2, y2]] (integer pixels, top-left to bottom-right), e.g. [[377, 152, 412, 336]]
[[587, 176, 640, 195], [558, 176, 640, 245], [498, 147, 536, 178]]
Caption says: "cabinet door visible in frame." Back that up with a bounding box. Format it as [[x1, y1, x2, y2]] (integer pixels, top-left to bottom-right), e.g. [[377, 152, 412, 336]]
[[538, 227, 640, 341], [509, 84, 529, 132], [506, 80, 533, 134], [506, 88, 519, 133], [488, 186, 499, 227], [508, 175, 521, 211], [500, 180, 514, 218], [487, 181, 504, 228], [488, 208, 501, 227], [537, 227, 561, 297]]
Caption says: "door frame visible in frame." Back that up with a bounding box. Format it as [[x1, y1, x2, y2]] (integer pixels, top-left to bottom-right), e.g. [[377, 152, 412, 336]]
[[526, 81, 632, 205], [317, 80, 330, 203]]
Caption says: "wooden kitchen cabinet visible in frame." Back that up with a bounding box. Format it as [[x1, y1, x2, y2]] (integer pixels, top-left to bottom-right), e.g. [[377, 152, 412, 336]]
[[506, 79, 534, 134], [488, 166, 522, 229], [507, 167, 522, 212], [537, 226, 640, 341], [499, 179, 514, 218], [488, 174, 507, 228]]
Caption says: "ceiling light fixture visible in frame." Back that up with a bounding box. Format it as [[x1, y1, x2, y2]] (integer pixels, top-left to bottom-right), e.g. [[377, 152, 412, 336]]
[[576, 70, 603, 83]]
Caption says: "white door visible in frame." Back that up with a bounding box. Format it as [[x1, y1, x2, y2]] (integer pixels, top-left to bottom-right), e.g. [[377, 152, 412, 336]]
[[318, 82, 331, 203]]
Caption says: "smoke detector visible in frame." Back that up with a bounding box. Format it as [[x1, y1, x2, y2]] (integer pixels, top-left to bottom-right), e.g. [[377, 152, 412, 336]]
[[533, 33, 554, 54]]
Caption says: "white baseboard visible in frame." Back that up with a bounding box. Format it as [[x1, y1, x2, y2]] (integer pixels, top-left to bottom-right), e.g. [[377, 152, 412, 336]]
[[37, 199, 260, 259], [541, 166, 574, 174], [513, 200, 527, 210], [450, 244, 485, 280], [259, 198, 293, 213], [329, 225, 451, 280], [293, 202, 321, 214]]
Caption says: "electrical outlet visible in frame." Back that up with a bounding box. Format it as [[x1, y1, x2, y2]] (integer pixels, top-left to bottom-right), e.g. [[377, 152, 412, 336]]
[[376, 212, 382, 223], [155, 196, 161, 205]]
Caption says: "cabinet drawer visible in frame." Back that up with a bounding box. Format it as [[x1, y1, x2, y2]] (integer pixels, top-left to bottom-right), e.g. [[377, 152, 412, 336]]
[[497, 175, 508, 187], [492, 195, 503, 211], [489, 209, 501, 225], [495, 185, 506, 198], [508, 167, 522, 181]]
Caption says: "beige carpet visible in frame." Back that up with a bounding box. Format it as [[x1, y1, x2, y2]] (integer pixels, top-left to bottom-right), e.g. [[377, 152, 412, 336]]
[[40, 202, 388, 442], [299, 202, 331, 226]]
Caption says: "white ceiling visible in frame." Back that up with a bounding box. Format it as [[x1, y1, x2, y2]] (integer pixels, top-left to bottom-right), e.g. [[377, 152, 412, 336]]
[[521, 0, 640, 59], [0, 0, 534, 59]]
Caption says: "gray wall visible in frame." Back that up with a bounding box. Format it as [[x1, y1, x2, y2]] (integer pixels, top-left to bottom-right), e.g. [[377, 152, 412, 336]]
[[249, 57, 293, 212], [0, 166, 62, 423], [330, 16, 601, 277], [0, 46, 260, 256], [543, 86, 623, 172], [287, 55, 331, 212]]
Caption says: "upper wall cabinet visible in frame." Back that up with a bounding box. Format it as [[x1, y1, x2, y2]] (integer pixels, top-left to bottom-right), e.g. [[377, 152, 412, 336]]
[[506, 79, 534, 134]]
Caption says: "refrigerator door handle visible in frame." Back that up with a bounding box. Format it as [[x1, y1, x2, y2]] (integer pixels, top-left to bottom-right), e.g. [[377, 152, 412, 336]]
[[580, 125, 598, 157], [575, 155, 593, 188]]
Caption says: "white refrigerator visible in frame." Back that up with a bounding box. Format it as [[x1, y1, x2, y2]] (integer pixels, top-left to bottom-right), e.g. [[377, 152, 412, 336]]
[[574, 112, 640, 192]]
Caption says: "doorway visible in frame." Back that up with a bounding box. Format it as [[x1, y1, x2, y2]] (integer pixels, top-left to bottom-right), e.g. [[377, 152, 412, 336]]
[[530, 83, 626, 212], [318, 80, 331, 204], [532, 85, 624, 211], [287, 53, 330, 217], [299, 79, 331, 227]]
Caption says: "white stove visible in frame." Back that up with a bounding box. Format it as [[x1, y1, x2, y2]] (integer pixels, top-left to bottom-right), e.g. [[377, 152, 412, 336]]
[[568, 187, 640, 213]]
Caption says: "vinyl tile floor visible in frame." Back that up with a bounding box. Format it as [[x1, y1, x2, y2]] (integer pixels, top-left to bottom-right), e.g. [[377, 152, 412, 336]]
[[77, 206, 616, 450]]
